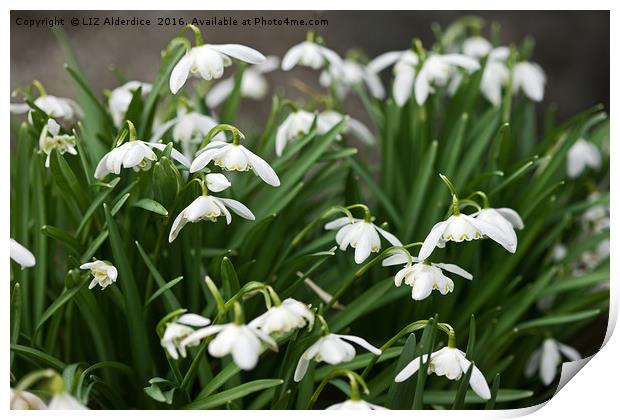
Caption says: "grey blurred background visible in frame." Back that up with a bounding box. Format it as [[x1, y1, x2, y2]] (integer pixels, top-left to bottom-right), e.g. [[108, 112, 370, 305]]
[[11, 10, 609, 126]]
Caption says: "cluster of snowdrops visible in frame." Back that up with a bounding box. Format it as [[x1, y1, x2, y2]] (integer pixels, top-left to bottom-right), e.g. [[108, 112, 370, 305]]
[[10, 23, 606, 410]]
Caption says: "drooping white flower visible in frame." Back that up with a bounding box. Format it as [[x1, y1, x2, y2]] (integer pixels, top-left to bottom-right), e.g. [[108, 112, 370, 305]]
[[160, 313, 212, 360], [39, 119, 77, 167], [319, 58, 385, 99], [206, 56, 279, 108], [181, 322, 278, 370], [249, 298, 314, 335], [396, 346, 491, 400], [10, 389, 47, 410], [48, 393, 88, 410], [294, 333, 382, 381], [11, 95, 83, 124], [281, 40, 343, 71], [382, 252, 472, 300], [525, 338, 581, 385], [512, 62, 546, 102], [170, 43, 266, 94], [327, 399, 387, 410], [94, 140, 190, 179], [80, 260, 118, 290], [204, 173, 232, 192], [414, 53, 480, 105], [317, 111, 375, 145], [368, 49, 418, 107], [325, 217, 402, 264], [418, 213, 516, 261], [10, 238, 36, 269], [552, 243, 568, 262], [168, 191, 255, 242], [108, 81, 152, 128], [474, 207, 524, 250], [456, 37, 511, 106], [579, 238, 610, 271], [567, 139, 602, 178], [275, 110, 316, 157], [190, 141, 279, 186]]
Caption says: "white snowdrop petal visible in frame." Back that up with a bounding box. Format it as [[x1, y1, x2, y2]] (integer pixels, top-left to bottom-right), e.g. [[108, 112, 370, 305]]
[[170, 54, 194, 94], [10, 239, 36, 268], [337, 334, 382, 355]]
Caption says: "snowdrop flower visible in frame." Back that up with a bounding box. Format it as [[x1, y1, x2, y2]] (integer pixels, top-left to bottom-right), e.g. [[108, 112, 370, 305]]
[[48, 393, 88, 410], [580, 239, 610, 270], [190, 138, 280, 187], [474, 207, 524, 250], [39, 119, 77, 167], [249, 298, 314, 335], [168, 177, 255, 242], [281, 34, 343, 71], [419, 213, 516, 260], [414, 53, 480, 105], [455, 37, 511, 106], [108, 81, 152, 127], [275, 110, 316, 156], [181, 322, 278, 370], [11, 94, 83, 124], [368, 49, 418, 106], [170, 43, 266, 94], [512, 62, 546, 102], [525, 338, 581, 385], [382, 251, 472, 300], [319, 58, 385, 99], [325, 216, 402, 264], [94, 137, 190, 179], [206, 56, 279, 108], [294, 333, 382, 381], [10, 389, 47, 410], [396, 346, 491, 400], [327, 399, 387, 410], [80, 260, 118, 290], [160, 313, 212, 360], [552, 243, 568, 262], [567, 139, 602, 178], [317, 111, 375, 145], [10, 238, 36, 269]]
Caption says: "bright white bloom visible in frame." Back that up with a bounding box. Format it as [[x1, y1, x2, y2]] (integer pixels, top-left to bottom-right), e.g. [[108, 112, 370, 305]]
[[396, 346, 491, 400], [317, 111, 375, 145], [414, 53, 480, 105], [48, 393, 88, 410], [552, 243, 568, 262], [108, 81, 152, 127], [327, 399, 387, 410], [281, 40, 342, 71], [580, 239, 610, 271], [11, 95, 83, 124], [249, 298, 314, 335], [325, 217, 402, 264], [513, 62, 546, 102], [567, 139, 602, 178], [457, 37, 511, 106], [169, 192, 255, 242], [319, 58, 385, 99], [10, 238, 36, 269], [275, 110, 316, 156], [190, 140, 280, 187], [382, 252, 472, 300], [94, 140, 190, 179], [206, 56, 279, 108], [204, 173, 231, 192], [80, 260, 118, 290], [294, 333, 382, 381], [39, 119, 77, 167], [181, 323, 278, 370], [368, 50, 418, 106], [170, 43, 266, 94], [10, 389, 47, 410], [160, 313, 211, 360], [474, 207, 524, 250], [418, 213, 516, 261], [525, 338, 581, 385]]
